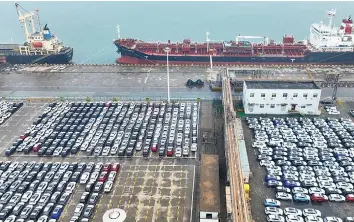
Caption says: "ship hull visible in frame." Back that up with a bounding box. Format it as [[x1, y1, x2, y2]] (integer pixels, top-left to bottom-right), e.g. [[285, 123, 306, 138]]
[[3, 47, 73, 64], [115, 44, 354, 65]]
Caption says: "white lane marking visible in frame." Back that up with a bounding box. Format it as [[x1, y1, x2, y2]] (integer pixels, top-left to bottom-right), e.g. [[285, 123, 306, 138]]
[[144, 72, 150, 84], [190, 165, 196, 222]]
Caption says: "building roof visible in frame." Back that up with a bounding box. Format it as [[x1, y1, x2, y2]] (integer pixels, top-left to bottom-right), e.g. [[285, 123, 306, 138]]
[[245, 80, 320, 90], [200, 154, 220, 213]]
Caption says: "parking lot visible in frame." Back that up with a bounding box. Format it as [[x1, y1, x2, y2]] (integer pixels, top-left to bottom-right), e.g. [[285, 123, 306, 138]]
[[60, 162, 195, 222], [5, 101, 199, 159], [0, 100, 199, 222], [244, 112, 354, 222]]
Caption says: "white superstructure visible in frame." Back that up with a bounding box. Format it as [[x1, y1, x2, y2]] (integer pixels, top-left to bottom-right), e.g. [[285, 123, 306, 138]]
[[309, 8, 354, 52], [15, 3, 66, 55]]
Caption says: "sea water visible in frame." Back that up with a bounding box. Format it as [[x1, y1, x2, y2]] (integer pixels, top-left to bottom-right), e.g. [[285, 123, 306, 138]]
[[1, 1, 353, 64]]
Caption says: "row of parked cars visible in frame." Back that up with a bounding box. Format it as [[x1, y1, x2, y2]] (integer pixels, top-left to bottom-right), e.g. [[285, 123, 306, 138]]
[[0, 161, 120, 222], [0, 101, 23, 125], [263, 204, 353, 222], [5, 101, 199, 158], [247, 116, 354, 222]]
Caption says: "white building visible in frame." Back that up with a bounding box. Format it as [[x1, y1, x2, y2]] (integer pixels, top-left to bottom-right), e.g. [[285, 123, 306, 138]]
[[243, 81, 322, 115]]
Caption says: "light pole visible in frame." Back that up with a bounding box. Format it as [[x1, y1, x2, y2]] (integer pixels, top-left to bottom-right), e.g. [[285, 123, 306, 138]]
[[164, 47, 171, 103]]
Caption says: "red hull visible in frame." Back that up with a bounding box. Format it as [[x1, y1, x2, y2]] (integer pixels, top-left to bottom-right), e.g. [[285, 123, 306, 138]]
[[116, 55, 346, 67]]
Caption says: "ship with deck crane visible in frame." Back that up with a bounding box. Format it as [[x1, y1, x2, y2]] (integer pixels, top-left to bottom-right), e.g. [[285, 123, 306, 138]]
[[114, 9, 354, 66], [0, 3, 73, 65]]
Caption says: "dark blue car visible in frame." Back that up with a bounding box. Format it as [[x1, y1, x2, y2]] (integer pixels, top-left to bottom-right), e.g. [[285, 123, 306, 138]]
[[51, 205, 63, 220], [265, 175, 280, 182], [284, 180, 301, 188]]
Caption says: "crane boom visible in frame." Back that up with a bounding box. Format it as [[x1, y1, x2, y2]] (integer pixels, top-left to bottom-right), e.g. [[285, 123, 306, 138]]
[[15, 3, 37, 42]]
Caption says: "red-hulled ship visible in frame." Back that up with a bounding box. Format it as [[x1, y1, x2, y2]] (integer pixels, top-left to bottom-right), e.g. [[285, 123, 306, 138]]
[[114, 9, 354, 66]]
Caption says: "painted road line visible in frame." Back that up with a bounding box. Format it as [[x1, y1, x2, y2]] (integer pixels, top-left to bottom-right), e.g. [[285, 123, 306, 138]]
[[189, 165, 196, 222], [177, 168, 183, 221], [152, 164, 162, 222], [118, 165, 130, 207], [59, 184, 79, 222], [146, 165, 158, 220], [108, 168, 120, 208], [166, 165, 174, 222], [135, 165, 143, 220], [125, 165, 136, 216]]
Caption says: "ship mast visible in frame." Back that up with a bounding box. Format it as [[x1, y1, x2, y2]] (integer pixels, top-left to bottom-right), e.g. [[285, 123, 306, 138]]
[[15, 3, 37, 42], [35, 8, 42, 32], [117, 25, 121, 39], [327, 8, 336, 28], [206, 32, 210, 52]]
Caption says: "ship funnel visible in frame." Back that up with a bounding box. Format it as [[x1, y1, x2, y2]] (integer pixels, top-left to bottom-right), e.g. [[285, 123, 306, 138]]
[[340, 17, 353, 35], [43, 23, 51, 40]]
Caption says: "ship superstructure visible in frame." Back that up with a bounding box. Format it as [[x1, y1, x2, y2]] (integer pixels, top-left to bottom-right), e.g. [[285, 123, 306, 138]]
[[0, 3, 73, 64], [309, 8, 354, 51], [114, 9, 354, 65]]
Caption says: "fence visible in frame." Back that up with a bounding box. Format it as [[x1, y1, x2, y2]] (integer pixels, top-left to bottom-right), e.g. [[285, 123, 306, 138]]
[[1, 95, 227, 103], [3, 95, 354, 103]]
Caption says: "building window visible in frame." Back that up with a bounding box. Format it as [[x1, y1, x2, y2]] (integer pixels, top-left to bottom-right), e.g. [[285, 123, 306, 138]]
[[260, 104, 264, 108], [283, 93, 288, 97], [301, 106, 306, 108], [303, 93, 308, 98], [272, 93, 276, 98], [281, 104, 286, 111], [206, 214, 213, 219], [261, 93, 265, 97], [293, 93, 298, 97], [270, 104, 275, 108], [250, 93, 254, 97], [313, 93, 318, 97]]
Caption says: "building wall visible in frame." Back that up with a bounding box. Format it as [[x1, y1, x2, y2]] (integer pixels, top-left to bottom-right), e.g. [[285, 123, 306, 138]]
[[243, 86, 322, 115], [200, 211, 219, 220]]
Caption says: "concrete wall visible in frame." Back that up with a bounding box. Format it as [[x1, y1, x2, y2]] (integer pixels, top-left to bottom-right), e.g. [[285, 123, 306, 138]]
[[243, 87, 322, 115]]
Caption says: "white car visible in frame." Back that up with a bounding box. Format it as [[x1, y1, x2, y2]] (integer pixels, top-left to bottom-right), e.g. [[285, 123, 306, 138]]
[[292, 187, 308, 194], [175, 148, 182, 158], [328, 194, 345, 202], [267, 215, 285, 222], [260, 160, 275, 167], [80, 172, 90, 184], [323, 217, 343, 222], [319, 181, 336, 189], [284, 208, 302, 216], [108, 172, 116, 182], [286, 215, 304, 222], [305, 216, 323, 222], [252, 141, 266, 148], [191, 143, 197, 152], [104, 181, 113, 193], [265, 207, 284, 215], [337, 182, 353, 189], [4, 215, 16, 222], [308, 187, 325, 195], [275, 192, 292, 201], [73, 203, 84, 217], [302, 209, 321, 217]]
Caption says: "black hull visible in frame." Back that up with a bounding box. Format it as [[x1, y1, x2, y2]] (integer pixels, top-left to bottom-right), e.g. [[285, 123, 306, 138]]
[[4, 47, 73, 64], [115, 43, 354, 65]]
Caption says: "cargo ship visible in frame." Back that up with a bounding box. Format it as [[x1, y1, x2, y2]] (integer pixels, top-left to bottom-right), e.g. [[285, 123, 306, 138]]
[[0, 3, 73, 65], [114, 9, 354, 66]]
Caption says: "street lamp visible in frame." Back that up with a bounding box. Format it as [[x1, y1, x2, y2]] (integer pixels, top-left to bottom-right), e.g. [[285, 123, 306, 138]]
[[163, 47, 171, 103]]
